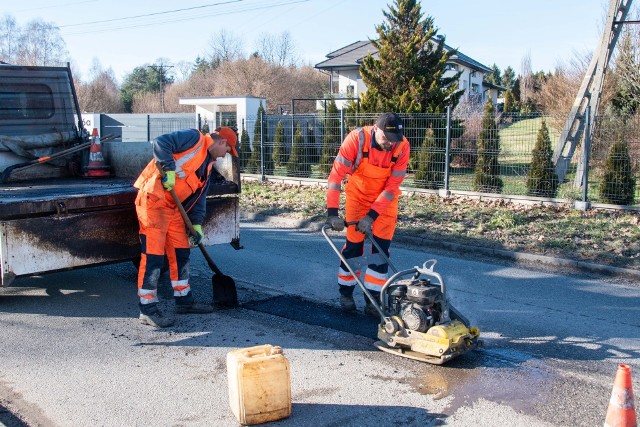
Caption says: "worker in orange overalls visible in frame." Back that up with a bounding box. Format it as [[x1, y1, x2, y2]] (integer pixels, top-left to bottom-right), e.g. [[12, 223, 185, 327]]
[[326, 112, 410, 316], [133, 126, 238, 328]]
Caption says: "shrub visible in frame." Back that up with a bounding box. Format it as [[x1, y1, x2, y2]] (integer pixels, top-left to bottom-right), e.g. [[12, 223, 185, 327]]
[[599, 134, 636, 205], [239, 126, 250, 169], [413, 128, 444, 189], [526, 120, 559, 197], [272, 120, 286, 168], [473, 99, 503, 193], [288, 123, 310, 177]]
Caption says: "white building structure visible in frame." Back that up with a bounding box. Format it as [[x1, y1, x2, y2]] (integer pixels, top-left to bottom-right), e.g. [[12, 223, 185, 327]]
[[179, 96, 266, 146]]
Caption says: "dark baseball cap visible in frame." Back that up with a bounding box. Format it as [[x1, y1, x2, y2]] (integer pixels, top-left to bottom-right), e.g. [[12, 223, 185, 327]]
[[376, 112, 404, 142]]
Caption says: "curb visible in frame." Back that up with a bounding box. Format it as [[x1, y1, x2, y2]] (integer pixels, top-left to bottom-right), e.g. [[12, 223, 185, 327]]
[[240, 212, 640, 280]]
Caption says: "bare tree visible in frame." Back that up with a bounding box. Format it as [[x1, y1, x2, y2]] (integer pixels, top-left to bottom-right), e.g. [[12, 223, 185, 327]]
[[17, 18, 68, 66], [76, 59, 124, 112], [519, 51, 533, 107], [174, 60, 193, 82], [254, 31, 299, 67], [162, 56, 325, 114], [0, 14, 19, 63], [207, 29, 244, 67]]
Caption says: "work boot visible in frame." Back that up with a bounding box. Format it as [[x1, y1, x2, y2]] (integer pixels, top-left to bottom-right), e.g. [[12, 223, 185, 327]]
[[139, 311, 175, 328], [176, 302, 214, 314], [339, 294, 356, 312], [338, 285, 356, 312], [364, 292, 381, 317]]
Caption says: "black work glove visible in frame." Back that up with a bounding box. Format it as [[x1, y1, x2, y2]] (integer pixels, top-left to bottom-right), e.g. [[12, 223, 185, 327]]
[[326, 216, 345, 232], [356, 215, 374, 235]]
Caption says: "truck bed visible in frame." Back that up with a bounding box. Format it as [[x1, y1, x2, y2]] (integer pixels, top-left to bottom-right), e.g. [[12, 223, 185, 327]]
[[0, 176, 239, 220]]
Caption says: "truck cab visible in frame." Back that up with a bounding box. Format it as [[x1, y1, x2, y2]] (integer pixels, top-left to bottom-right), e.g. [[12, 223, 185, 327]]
[[0, 64, 241, 287]]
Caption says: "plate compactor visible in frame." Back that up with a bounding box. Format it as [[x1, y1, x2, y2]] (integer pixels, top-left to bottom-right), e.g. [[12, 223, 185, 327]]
[[322, 224, 481, 364]]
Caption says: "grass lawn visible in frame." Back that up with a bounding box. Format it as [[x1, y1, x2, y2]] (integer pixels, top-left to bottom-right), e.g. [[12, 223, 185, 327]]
[[240, 179, 640, 271]]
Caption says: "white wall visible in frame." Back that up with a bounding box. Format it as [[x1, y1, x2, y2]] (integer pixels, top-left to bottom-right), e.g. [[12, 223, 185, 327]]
[[333, 64, 488, 105]]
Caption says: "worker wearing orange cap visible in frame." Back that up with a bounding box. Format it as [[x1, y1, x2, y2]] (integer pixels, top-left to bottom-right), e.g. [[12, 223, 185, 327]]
[[133, 126, 238, 327]]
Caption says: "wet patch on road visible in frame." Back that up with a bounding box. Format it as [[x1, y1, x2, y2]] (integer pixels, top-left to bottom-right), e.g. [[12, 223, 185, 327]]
[[242, 294, 556, 420]]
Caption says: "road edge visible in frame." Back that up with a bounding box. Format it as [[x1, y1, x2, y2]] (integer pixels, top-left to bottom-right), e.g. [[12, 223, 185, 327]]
[[240, 212, 640, 280]]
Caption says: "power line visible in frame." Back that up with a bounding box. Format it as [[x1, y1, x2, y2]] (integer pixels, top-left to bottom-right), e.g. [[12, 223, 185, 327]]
[[58, 0, 244, 28], [60, 0, 310, 36]]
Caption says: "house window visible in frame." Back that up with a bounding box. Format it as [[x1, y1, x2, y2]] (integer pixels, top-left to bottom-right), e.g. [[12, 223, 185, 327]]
[[346, 85, 354, 97], [471, 83, 479, 93], [445, 64, 458, 71], [331, 81, 339, 94]]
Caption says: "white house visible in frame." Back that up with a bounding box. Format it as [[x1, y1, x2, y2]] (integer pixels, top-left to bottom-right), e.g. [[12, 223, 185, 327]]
[[315, 37, 502, 109]]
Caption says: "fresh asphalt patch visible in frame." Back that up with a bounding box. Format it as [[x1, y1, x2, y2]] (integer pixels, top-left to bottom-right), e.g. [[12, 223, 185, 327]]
[[242, 294, 380, 339]]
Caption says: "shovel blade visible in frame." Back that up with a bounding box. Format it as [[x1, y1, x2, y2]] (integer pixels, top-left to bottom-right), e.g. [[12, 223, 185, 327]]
[[212, 273, 238, 308]]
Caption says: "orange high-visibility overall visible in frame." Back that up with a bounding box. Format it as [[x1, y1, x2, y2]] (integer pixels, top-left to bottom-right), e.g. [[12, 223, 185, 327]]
[[133, 132, 213, 308], [328, 127, 409, 293]]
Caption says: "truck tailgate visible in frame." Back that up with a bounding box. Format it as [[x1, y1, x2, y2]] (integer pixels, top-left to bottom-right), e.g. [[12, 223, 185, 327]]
[[0, 178, 239, 286]]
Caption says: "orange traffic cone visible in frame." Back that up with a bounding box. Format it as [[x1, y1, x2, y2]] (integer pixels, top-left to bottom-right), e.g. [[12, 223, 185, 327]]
[[84, 128, 111, 177], [604, 364, 637, 427]]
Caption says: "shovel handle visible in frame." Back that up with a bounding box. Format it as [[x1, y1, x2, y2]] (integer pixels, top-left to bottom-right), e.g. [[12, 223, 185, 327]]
[[0, 134, 117, 183], [156, 162, 224, 276]]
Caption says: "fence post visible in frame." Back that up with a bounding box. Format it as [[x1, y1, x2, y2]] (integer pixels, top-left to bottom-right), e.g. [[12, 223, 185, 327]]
[[197, 113, 201, 131], [340, 108, 345, 143], [440, 106, 452, 197], [575, 106, 592, 211], [147, 115, 151, 142], [260, 110, 266, 181]]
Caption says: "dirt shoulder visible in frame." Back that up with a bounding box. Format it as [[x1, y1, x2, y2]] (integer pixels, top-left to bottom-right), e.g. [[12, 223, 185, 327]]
[[240, 180, 640, 272]]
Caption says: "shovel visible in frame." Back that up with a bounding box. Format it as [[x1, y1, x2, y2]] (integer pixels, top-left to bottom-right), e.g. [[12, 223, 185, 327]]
[[157, 164, 238, 308]]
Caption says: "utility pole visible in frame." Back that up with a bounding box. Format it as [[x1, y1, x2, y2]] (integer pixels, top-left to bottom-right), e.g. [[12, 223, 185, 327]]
[[148, 64, 173, 113]]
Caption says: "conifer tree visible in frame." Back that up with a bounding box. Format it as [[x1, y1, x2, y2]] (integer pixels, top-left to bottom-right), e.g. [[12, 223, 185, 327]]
[[599, 134, 636, 205], [526, 120, 558, 197], [288, 123, 310, 177], [473, 99, 503, 193], [359, 0, 463, 113], [611, 29, 640, 118], [319, 98, 340, 175], [246, 102, 264, 174], [272, 120, 286, 168], [342, 96, 361, 131], [263, 126, 274, 175], [239, 125, 250, 169], [413, 128, 444, 189], [503, 90, 515, 113], [306, 123, 318, 164]]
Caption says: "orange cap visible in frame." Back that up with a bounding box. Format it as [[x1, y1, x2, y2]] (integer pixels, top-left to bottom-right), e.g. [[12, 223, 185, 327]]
[[214, 126, 238, 157]]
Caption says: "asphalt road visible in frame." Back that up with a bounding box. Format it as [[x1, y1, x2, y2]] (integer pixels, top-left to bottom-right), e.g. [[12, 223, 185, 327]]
[[0, 219, 639, 426]]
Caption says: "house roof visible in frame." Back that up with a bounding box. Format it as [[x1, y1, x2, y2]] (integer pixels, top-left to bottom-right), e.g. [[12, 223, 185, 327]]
[[315, 38, 492, 74], [482, 80, 507, 91], [315, 41, 377, 69]]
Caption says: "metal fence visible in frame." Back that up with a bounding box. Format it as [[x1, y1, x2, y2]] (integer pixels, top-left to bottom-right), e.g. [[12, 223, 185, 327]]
[[96, 113, 197, 142], [235, 110, 640, 208]]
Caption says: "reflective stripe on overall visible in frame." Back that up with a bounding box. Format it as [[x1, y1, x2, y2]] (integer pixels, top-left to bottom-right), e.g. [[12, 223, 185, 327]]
[[338, 129, 407, 292], [134, 133, 213, 306]]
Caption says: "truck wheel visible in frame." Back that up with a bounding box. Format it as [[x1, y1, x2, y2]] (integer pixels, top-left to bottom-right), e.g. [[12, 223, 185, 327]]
[[132, 256, 170, 274]]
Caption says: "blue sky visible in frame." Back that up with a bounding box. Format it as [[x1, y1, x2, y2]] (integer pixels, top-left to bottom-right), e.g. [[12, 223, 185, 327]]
[[5, 0, 615, 82]]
